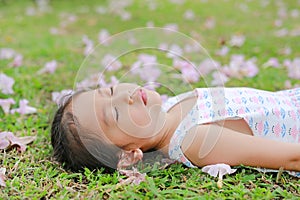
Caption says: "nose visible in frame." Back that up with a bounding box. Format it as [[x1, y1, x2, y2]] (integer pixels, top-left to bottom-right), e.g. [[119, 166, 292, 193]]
[[114, 91, 133, 104]]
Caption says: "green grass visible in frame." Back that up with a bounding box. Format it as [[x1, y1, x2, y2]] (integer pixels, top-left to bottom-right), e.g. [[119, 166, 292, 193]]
[[1, 0, 300, 199]]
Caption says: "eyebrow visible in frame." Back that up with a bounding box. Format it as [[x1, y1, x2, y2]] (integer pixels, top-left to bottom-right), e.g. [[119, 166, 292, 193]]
[[102, 106, 109, 127]]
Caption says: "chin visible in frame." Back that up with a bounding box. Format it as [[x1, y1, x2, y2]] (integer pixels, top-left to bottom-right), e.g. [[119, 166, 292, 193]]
[[150, 90, 162, 104]]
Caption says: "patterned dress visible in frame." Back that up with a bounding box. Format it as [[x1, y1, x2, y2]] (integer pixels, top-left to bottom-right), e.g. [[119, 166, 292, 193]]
[[162, 87, 300, 177]]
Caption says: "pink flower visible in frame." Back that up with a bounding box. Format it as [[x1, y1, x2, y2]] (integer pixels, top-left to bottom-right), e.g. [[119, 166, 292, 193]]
[[143, 82, 160, 91], [158, 43, 168, 51], [181, 63, 200, 83], [183, 43, 201, 53], [0, 48, 16, 60], [95, 6, 107, 14], [198, 58, 221, 75], [290, 27, 300, 37], [107, 0, 133, 20], [274, 28, 288, 37], [0, 167, 6, 187], [10, 99, 37, 115], [0, 131, 36, 153], [76, 74, 99, 90], [130, 54, 160, 82], [173, 59, 188, 70], [222, 55, 258, 79], [139, 65, 161, 82], [211, 71, 229, 86], [290, 9, 299, 18], [82, 35, 94, 56], [215, 46, 229, 57], [51, 90, 74, 106], [279, 47, 291, 55], [166, 44, 183, 58], [183, 9, 195, 20], [284, 58, 300, 79], [118, 168, 146, 185], [138, 54, 157, 64], [38, 60, 58, 74], [202, 163, 237, 188], [0, 73, 15, 94], [163, 23, 179, 32], [119, 11, 131, 21], [202, 163, 236, 177], [98, 76, 119, 88], [274, 19, 283, 27], [10, 54, 23, 67], [146, 21, 155, 27], [204, 17, 215, 29], [242, 59, 259, 77], [229, 34, 246, 47], [98, 29, 111, 45], [0, 98, 15, 114], [101, 54, 122, 71], [262, 57, 280, 68]]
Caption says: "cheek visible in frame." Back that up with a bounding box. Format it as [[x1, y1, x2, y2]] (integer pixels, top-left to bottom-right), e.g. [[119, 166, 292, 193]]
[[129, 108, 151, 126]]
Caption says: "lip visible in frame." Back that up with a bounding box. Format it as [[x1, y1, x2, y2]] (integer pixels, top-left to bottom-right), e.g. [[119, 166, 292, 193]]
[[139, 89, 147, 105]]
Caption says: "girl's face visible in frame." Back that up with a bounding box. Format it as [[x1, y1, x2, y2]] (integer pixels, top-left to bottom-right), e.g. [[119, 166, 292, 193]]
[[72, 83, 166, 150]]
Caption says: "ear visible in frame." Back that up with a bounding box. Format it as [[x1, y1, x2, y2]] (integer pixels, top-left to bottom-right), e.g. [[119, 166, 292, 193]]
[[117, 149, 143, 170]]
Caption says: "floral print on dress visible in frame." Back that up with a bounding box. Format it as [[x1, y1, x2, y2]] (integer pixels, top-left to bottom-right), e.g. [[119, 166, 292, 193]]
[[164, 87, 300, 177]]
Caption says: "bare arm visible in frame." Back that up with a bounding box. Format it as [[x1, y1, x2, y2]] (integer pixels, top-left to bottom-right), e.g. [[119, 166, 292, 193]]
[[181, 124, 300, 171]]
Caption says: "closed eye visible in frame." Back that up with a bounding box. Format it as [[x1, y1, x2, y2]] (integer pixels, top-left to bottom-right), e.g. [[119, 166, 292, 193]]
[[110, 86, 114, 95], [114, 107, 119, 121]]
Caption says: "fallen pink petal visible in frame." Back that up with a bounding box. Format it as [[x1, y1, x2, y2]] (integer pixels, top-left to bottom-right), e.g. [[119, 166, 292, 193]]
[[0, 131, 36, 153], [118, 168, 146, 185], [215, 46, 230, 57], [0, 48, 16, 60], [10, 99, 37, 115], [163, 23, 178, 32], [101, 54, 122, 71], [166, 44, 183, 58], [198, 58, 221, 75], [0, 73, 15, 94], [82, 35, 94, 56], [139, 65, 161, 82], [10, 54, 23, 67], [0, 98, 15, 114], [98, 29, 111, 45], [262, 58, 280, 68], [0, 167, 6, 187], [183, 9, 195, 20], [51, 90, 74, 106], [204, 17, 216, 29], [221, 55, 258, 79], [202, 163, 237, 179], [229, 34, 246, 47], [181, 63, 200, 83], [38, 60, 58, 74], [284, 58, 300, 79]]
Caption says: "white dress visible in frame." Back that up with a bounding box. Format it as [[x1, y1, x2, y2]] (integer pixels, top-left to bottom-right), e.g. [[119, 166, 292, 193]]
[[162, 87, 300, 177]]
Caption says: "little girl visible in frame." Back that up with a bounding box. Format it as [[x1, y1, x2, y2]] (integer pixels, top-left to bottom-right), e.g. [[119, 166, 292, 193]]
[[51, 83, 300, 177]]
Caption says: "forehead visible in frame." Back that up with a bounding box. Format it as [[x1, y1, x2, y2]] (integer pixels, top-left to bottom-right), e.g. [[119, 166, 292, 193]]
[[70, 90, 104, 134]]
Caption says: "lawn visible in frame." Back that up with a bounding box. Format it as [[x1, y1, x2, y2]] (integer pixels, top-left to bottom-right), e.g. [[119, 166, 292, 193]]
[[0, 0, 300, 199]]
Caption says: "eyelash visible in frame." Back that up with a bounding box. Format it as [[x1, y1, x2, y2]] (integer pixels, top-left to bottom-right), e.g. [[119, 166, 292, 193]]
[[109, 87, 118, 121], [114, 107, 119, 121], [110, 87, 113, 95]]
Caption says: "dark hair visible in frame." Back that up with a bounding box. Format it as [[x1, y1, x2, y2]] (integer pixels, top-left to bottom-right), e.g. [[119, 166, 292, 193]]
[[50, 91, 120, 171]]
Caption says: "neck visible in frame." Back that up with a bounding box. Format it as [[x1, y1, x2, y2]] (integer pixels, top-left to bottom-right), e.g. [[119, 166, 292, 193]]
[[145, 111, 180, 156], [145, 95, 198, 155]]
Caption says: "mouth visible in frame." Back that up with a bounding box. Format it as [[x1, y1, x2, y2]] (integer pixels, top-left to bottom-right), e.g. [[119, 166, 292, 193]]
[[139, 89, 147, 105]]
